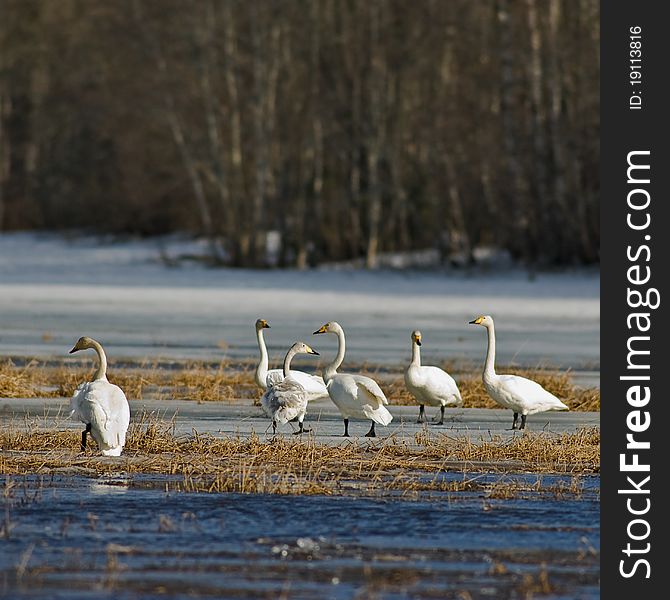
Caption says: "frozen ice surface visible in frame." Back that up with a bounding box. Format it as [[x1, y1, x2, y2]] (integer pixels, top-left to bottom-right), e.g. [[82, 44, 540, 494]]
[[0, 233, 599, 378]]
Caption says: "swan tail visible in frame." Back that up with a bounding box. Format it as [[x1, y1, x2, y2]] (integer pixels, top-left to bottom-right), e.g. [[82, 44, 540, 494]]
[[365, 405, 393, 426], [274, 406, 302, 425]]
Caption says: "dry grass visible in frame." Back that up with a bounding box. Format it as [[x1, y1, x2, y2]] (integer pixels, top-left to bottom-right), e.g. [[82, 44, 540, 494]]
[[0, 358, 599, 411], [0, 412, 599, 497], [0, 359, 258, 403], [0, 360, 48, 398]]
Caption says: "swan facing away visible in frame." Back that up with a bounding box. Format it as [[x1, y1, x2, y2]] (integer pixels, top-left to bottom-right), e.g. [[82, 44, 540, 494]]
[[469, 315, 568, 429], [69, 337, 131, 456], [404, 330, 462, 424], [254, 319, 328, 397], [313, 321, 393, 437], [261, 342, 320, 435]]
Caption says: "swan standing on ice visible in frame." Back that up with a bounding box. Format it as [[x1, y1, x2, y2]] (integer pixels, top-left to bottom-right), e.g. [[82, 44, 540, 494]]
[[469, 315, 568, 429], [254, 319, 328, 397], [313, 322, 393, 437], [261, 342, 320, 435], [404, 330, 462, 424], [69, 337, 131, 456]]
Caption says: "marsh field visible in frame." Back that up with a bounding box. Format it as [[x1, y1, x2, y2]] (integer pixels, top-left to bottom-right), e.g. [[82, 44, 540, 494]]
[[0, 235, 600, 599]]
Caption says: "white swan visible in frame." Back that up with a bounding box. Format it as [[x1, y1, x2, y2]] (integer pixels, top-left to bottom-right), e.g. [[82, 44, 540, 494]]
[[404, 330, 462, 424], [260, 342, 320, 435], [69, 337, 131, 456], [254, 319, 328, 397], [469, 315, 568, 429], [313, 321, 393, 437]]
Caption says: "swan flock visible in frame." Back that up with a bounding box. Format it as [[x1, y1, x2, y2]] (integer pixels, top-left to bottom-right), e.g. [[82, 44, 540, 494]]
[[65, 314, 569, 454]]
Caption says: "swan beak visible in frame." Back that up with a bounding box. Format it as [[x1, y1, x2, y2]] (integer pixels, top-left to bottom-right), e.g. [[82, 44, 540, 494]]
[[313, 325, 328, 335], [307, 347, 320, 356], [69, 346, 78, 354], [416, 340, 422, 346], [469, 317, 484, 325]]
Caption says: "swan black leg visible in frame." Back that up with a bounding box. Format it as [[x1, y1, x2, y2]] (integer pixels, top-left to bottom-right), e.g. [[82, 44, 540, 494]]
[[343, 419, 350, 437], [435, 405, 445, 426], [293, 420, 311, 435], [272, 420, 277, 435], [417, 405, 426, 423], [511, 413, 519, 430], [365, 421, 376, 438], [520, 415, 527, 430], [81, 423, 91, 452]]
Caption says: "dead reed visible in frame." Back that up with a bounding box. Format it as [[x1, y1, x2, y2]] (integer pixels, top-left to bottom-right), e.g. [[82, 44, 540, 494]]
[[0, 359, 599, 410], [0, 412, 599, 497]]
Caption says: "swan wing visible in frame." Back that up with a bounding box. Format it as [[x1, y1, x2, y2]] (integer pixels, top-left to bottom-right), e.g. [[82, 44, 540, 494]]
[[498, 374, 569, 413], [352, 375, 389, 406], [354, 378, 393, 425], [70, 382, 90, 419], [265, 369, 284, 388], [261, 378, 308, 424], [289, 370, 328, 396], [73, 381, 130, 452], [325, 374, 392, 425], [409, 365, 462, 407]]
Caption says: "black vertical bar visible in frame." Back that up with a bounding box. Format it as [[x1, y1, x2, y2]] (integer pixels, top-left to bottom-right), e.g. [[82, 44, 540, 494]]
[[601, 1, 669, 595]]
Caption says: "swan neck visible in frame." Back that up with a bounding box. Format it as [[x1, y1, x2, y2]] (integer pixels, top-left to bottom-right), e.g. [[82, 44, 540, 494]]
[[92, 340, 108, 381], [283, 348, 297, 378], [484, 324, 496, 378], [255, 328, 269, 387], [324, 328, 346, 382], [411, 342, 421, 366]]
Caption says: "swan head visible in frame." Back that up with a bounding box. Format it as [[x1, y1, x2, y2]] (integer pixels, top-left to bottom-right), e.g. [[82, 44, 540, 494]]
[[255, 318, 270, 331], [411, 330, 422, 346], [290, 342, 320, 356], [469, 315, 494, 328], [313, 321, 342, 336], [69, 336, 98, 354]]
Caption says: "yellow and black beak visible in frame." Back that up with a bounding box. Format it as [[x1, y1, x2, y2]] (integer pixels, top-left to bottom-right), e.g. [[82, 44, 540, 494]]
[[469, 316, 484, 325], [416, 339, 422, 346], [263, 322, 270, 329], [306, 346, 320, 356], [69, 346, 79, 354], [313, 325, 328, 335]]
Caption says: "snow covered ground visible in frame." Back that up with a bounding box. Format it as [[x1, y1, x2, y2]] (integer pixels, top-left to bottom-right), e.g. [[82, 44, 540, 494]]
[[0, 233, 599, 381]]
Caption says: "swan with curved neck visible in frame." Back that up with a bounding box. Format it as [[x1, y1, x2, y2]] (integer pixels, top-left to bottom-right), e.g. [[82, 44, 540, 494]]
[[404, 330, 462, 424], [253, 319, 328, 397], [69, 336, 130, 455], [260, 342, 320, 435], [313, 321, 392, 437], [469, 315, 568, 429]]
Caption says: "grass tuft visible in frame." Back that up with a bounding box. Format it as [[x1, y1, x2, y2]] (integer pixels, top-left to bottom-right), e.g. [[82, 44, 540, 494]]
[[0, 359, 599, 410]]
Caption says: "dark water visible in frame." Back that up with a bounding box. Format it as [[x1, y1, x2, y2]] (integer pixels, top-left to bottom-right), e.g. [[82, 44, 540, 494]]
[[0, 475, 599, 599]]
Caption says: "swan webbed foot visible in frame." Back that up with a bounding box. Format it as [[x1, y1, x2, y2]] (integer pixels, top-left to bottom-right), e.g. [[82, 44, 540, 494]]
[[364, 422, 376, 438], [519, 415, 527, 430], [293, 422, 311, 435], [433, 406, 445, 425]]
